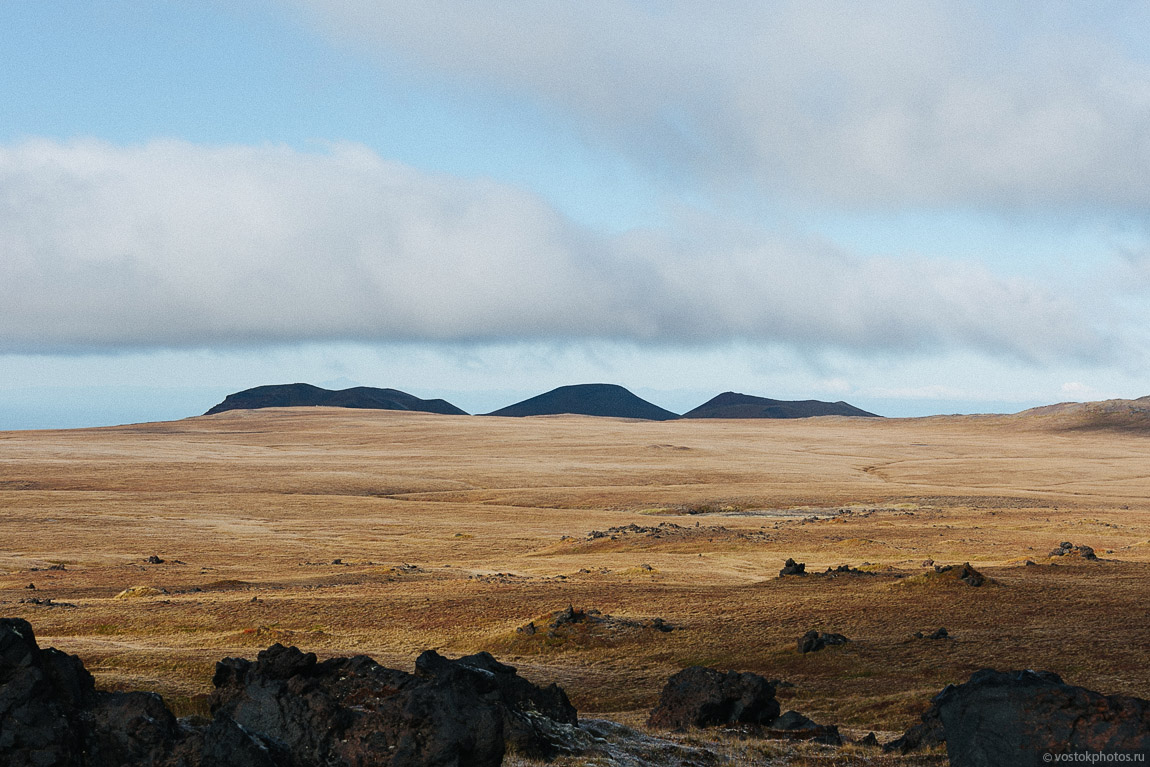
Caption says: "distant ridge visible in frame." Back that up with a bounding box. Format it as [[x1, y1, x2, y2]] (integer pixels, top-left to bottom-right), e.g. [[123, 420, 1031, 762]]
[[204, 383, 468, 416], [1011, 395, 1150, 431], [485, 383, 678, 421], [681, 391, 880, 419]]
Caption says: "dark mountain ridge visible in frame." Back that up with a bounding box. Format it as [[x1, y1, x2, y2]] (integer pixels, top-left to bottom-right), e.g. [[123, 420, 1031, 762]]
[[681, 391, 880, 419], [485, 383, 678, 421], [204, 383, 468, 416]]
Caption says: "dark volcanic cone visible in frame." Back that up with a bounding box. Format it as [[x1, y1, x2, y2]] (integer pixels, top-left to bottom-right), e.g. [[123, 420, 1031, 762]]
[[682, 391, 879, 419], [486, 384, 678, 421], [205, 383, 467, 416]]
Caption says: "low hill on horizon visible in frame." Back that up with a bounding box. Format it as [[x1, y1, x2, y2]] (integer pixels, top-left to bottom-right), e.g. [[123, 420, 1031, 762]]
[[485, 383, 679, 421], [681, 391, 881, 419], [204, 383, 468, 416], [1010, 395, 1150, 431]]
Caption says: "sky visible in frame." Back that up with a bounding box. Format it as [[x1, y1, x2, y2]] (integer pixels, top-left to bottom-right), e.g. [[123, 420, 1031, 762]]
[[3, 1, 1150, 428]]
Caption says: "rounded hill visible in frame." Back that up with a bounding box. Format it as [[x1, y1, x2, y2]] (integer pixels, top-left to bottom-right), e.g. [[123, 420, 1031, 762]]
[[204, 383, 467, 416], [485, 384, 678, 421], [681, 391, 879, 419]]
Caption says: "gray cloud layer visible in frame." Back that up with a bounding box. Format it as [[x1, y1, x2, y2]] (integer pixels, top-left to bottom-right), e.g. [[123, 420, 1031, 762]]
[[294, 0, 1150, 210], [0, 139, 1103, 358]]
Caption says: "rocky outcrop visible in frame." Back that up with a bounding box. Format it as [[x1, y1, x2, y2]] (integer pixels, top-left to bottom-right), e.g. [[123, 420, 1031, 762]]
[[1049, 541, 1098, 560], [913, 627, 950, 640], [779, 558, 807, 576], [211, 643, 586, 764], [930, 562, 990, 586], [515, 606, 673, 645], [647, 666, 780, 729], [1, 618, 585, 767], [646, 667, 845, 748], [0, 617, 207, 767], [413, 649, 577, 758], [765, 710, 842, 745], [821, 564, 874, 577], [886, 669, 1150, 765], [797, 630, 849, 654]]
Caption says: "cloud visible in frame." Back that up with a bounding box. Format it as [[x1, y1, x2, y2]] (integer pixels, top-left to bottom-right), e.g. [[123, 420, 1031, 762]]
[[290, 0, 1150, 210], [0, 138, 1107, 358]]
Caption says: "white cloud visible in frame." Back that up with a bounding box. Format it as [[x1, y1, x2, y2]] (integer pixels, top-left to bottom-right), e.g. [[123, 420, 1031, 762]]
[[0, 138, 1111, 358], [290, 0, 1150, 210]]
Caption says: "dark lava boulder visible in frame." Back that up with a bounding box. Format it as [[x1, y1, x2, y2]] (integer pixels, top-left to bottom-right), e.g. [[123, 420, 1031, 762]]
[[779, 558, 807, 577], [0, 617, 88, 766], [797, 630, 849, 654], [0, 616, 202, 767], [211, 643, 509, 766], [932, 562, 990, 586], [2, 618, 585, 767], [1049, 541, 1099, 560], [886, 669, 1150, 765], [766, 710, 843, 745], [821, 564, 873, 577], [647, 666, 780, 730], [414, 649, 578, 758]]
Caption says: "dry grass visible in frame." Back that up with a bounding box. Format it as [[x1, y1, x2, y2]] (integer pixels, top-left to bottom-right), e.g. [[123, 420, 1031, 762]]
[[2, 407, 1149, 740]]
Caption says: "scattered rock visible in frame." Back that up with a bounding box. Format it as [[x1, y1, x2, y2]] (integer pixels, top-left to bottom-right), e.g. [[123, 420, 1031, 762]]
[[820, 564, 874, 577], [858, 731, 880, 747], [937, 562, 987, 586], [579, 522, 770, 547], [330, 558, 343, 565], [765, 710, 843, 745], [24, 582, 34, 589], [17, 597, 76, 608], [921, 558, 935, 567], [146, 555, 164, 564], [113, 586, 168, 599], [886, 668, 1150, 760], [647, 666, 780, 730], [904, 562, 994, 588], [572, 718, 723, 766], [798, 630, 850, 654], [779, 558, 807, 576], [469, 572, 533, 584], [913, 627, 950, 640], [1049, 541, 1098, 560], [513, 606, 674, 646]]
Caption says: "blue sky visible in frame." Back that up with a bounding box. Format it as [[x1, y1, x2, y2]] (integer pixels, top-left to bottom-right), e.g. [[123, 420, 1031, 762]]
[[3, 1, 1150, 428]]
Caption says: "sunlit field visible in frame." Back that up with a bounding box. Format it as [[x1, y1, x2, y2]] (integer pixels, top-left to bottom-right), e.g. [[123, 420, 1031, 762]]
[[3, 407, 1149, 743]]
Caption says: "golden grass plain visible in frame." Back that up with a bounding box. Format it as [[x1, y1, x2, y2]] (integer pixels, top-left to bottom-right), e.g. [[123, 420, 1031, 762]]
[[2, 407, 1149, 745]]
